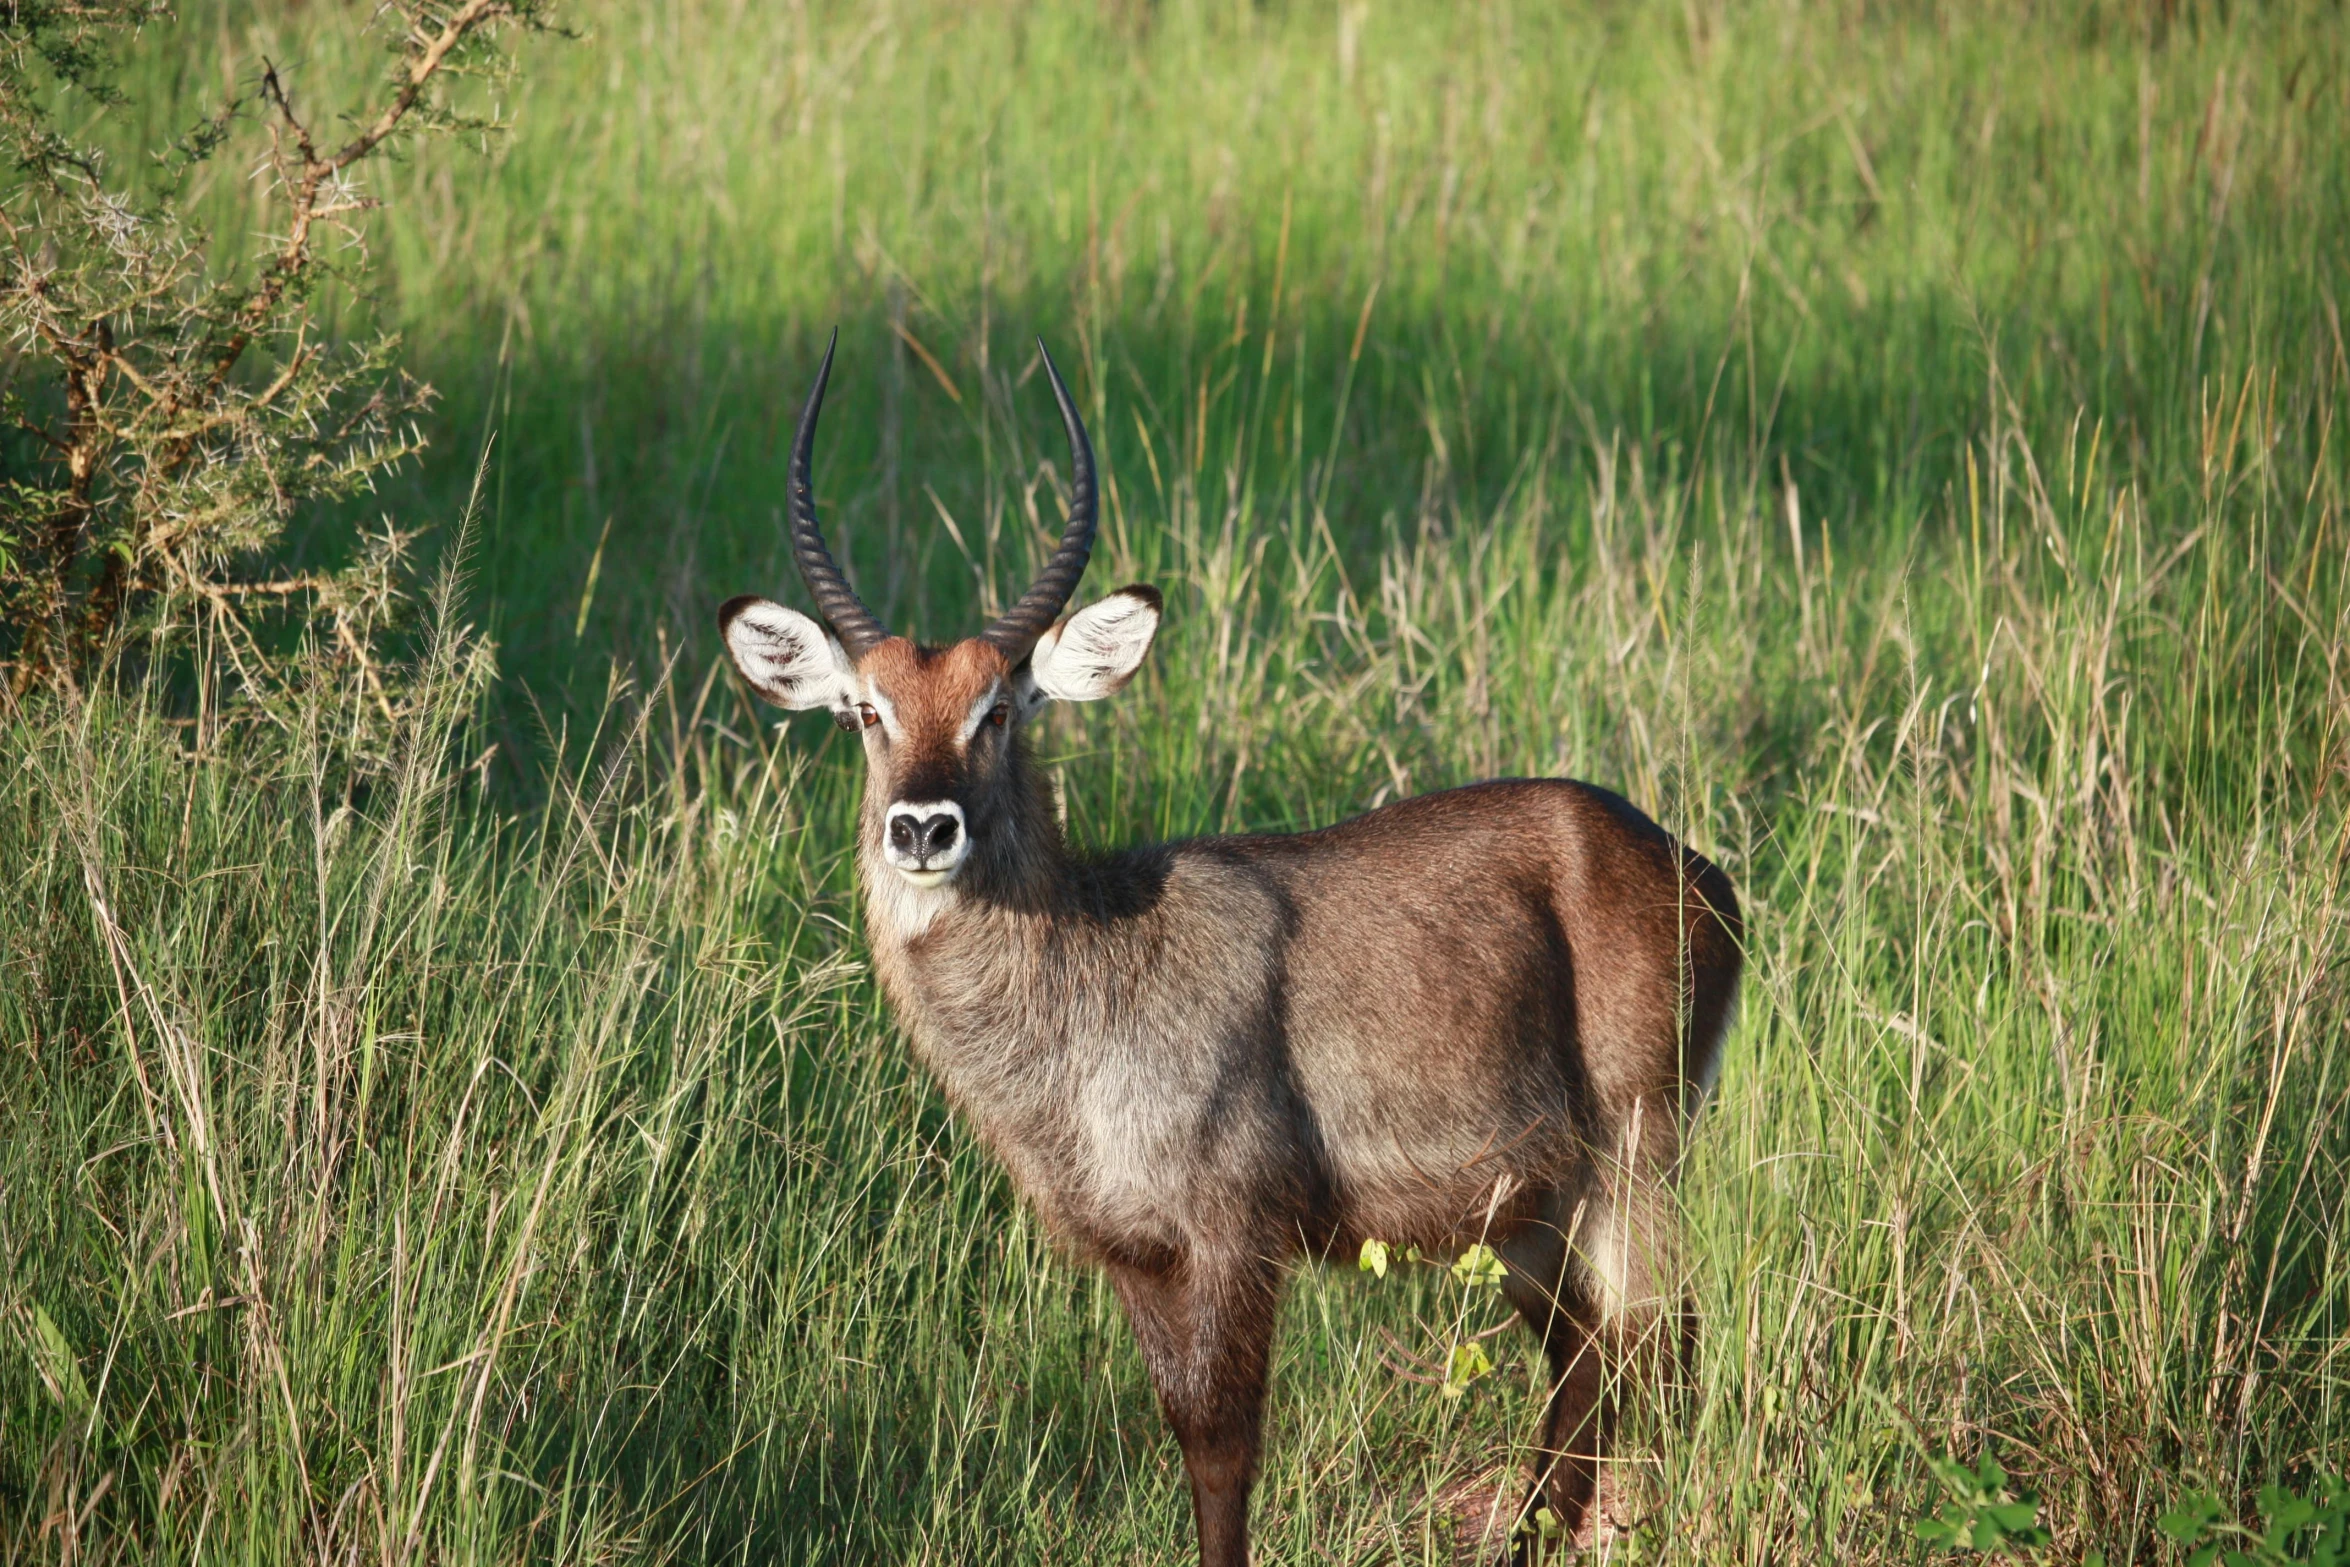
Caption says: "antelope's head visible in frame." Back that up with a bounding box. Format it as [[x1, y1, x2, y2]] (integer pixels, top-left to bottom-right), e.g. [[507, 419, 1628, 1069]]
[[718, 334, 1161, 893]]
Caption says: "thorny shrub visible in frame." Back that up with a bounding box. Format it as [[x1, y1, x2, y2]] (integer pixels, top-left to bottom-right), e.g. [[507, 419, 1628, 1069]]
[[0, 0, 550, 736]]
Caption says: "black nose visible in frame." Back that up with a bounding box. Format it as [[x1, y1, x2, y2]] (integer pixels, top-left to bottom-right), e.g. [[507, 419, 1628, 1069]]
[[888, 812, 960, 861]]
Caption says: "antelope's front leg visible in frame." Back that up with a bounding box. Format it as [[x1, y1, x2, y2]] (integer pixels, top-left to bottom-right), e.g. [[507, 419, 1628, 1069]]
[[1106, 1250, 1283, 1567]]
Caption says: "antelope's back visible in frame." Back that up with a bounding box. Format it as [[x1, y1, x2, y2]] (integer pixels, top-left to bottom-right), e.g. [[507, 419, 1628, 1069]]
[[1186, 778, 1742, 1244]]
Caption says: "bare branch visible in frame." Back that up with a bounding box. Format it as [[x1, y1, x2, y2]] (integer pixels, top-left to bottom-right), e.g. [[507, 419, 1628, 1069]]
[[325, 0, 515, 177], [214, 1, 525, 390]]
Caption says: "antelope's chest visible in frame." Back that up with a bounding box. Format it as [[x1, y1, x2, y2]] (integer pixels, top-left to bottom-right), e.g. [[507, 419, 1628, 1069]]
[[880, 913, 1291, 1252]]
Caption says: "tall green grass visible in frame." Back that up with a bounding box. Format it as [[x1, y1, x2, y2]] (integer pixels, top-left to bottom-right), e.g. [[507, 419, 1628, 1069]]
[[6, 0, 2348, 1561]]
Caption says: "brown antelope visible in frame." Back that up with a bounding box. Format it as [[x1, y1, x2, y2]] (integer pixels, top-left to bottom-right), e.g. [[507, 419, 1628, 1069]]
[[718, 335, 1742, 1566]]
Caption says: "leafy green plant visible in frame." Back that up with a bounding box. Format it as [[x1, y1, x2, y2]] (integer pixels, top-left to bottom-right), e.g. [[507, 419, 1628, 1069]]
[[1916, 1450, 2055, 1557], [2159, 1478, 2350, 1567], [1357, 1238, 1511, 1398]]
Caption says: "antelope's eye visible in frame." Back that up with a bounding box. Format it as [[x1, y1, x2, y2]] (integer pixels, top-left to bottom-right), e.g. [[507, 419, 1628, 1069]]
[[837, 703, 879, 733], [987, 702, 1011, 728]]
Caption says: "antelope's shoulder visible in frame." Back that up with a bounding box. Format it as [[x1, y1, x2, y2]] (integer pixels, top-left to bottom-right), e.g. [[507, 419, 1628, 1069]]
[[1072, 840, 1294, 956]]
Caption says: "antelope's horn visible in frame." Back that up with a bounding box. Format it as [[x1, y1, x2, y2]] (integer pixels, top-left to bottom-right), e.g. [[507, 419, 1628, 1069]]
[[981, 340, 1097, 657], [787, 329, 888, 657]]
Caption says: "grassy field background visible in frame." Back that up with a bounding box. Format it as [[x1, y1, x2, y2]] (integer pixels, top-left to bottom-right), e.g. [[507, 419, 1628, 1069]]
[[6, 0, 2349, 1560]]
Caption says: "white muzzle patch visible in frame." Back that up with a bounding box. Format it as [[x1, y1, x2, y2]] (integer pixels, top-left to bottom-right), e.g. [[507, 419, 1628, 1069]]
[[883, 799, 970, 886]]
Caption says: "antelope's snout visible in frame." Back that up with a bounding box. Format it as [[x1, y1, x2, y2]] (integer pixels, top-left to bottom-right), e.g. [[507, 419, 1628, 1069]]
[[883, 799, 970, 885]]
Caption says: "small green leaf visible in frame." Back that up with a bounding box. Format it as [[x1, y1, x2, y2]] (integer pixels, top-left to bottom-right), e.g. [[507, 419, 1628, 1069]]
[[1441, 1338, 1493, 1398], [1986, 1498, 2040, 1533], [1451, 1243, 1506, 1290], [1916, 1513, 1964, 1546], [2162, 1494, 2225, 1542], [1357, 1238, 1389, 1278], [2264, 1493, 2316, 1537], [1515, 1506, 1565, 1543]]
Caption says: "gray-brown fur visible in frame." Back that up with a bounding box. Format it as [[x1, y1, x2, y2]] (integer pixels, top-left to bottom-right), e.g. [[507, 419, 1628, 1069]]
[[718, 346, 1742, 1566]]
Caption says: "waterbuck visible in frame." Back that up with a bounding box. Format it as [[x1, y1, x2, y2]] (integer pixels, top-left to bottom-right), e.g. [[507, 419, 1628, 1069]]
[[718, 336, 1743, 1565]]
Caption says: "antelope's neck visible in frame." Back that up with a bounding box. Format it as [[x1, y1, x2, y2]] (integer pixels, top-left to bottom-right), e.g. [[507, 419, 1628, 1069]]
[[856, 839, 1087, 1133], [854, 815, 1074, 987]]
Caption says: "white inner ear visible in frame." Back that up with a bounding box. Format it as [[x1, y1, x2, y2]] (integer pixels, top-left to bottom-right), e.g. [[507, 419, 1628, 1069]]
[[722, 598, 855, 711], [1026, 589, 1160, 704]]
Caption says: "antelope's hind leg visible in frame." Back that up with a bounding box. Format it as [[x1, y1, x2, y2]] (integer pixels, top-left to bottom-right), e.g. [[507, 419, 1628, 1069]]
[[1495, 1215, 1605, 1563], [1105, 1249, 1284, 1567], [1496, 1186, 1688, 1563]]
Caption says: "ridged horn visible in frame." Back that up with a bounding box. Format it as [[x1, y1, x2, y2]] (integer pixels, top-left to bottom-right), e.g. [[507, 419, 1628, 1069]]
[[787, 329, 888, 657], [981, 340, 1097, 657]]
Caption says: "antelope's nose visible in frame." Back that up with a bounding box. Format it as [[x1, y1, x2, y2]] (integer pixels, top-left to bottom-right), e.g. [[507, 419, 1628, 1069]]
[[883, 800, 970, 880], [890, 811, 959, 860]]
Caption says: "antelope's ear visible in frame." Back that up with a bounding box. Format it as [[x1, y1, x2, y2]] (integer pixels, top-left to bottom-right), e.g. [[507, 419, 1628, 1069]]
[[1023, 585, 1162, 705], [719, 596, 855, 711]]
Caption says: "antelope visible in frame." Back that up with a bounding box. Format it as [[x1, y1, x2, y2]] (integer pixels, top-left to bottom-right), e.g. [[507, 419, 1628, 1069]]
[[718, 335, 1742, 1566]]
